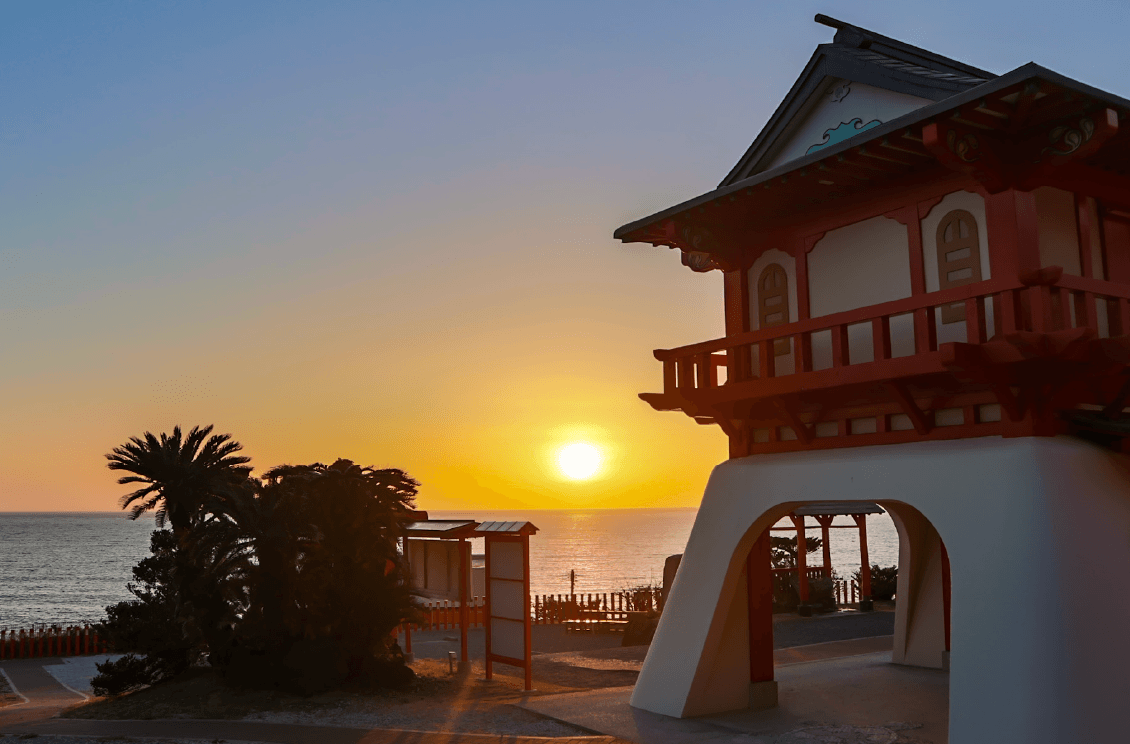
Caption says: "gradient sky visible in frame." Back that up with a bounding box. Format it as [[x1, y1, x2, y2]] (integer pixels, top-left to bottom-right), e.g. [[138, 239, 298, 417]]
[[5, 0, 1130, 512]]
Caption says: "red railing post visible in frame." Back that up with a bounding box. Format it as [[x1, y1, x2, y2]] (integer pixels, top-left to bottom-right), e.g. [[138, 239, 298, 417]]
[[759, 340, 775, 379], [965, 297, 988, 344], [831, 324, 850, 367], [872, 316, 892, 360], [662, 358, 677, 394], [696, 352, 713, 389]]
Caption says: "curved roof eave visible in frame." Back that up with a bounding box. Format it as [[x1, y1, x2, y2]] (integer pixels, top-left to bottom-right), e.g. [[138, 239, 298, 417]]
[[613, 63, 1129, 244]]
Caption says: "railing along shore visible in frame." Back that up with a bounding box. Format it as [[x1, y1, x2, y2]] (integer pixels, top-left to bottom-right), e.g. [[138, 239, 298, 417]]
[[8, 583, 872, 660], [400, 587, 665, 633], [0, 625, 108, 659], [400, 581, 873, 634]]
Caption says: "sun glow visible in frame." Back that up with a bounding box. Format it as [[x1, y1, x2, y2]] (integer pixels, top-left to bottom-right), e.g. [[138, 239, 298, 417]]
[[556, 442, 604, 480]]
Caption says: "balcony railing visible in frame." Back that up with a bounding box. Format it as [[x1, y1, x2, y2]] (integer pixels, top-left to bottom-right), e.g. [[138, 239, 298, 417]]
[[652, 272, 1130, 403]]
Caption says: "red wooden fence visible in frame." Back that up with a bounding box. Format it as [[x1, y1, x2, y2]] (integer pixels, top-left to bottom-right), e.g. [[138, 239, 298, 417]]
[[399, 588, 665, 633], [0, 625, 108, 659]]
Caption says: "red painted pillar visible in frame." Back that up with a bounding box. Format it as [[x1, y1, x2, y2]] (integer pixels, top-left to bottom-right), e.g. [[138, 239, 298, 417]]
[[789, 515, 810, 605], [816, 515, 833, 577], [747, 529, 774, 683], [855, 514, 872, 610]]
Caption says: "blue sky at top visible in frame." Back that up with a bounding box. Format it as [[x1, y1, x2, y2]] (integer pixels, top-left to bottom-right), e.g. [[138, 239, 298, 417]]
[[4, 0, 1130, 509]]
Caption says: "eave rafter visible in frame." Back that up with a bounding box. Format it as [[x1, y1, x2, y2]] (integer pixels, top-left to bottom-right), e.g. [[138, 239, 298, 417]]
[[923, 101, 1121, 194]]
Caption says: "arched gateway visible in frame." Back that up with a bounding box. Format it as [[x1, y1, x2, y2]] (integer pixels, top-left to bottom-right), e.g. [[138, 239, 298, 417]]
[[613, 15, 1130, 744]]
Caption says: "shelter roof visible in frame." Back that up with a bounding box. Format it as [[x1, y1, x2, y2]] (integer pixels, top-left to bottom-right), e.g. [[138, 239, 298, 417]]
[[791, 502, 885, 516], [404, 520, 479, 538], [475, 521, 539, 536]]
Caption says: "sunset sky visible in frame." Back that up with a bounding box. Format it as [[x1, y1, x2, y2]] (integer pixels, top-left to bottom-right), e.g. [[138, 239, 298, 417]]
[[5, 1, 1130, 512]]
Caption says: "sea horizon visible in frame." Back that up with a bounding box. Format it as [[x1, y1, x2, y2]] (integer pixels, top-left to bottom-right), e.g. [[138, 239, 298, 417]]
[[0, 508, 898, 628]]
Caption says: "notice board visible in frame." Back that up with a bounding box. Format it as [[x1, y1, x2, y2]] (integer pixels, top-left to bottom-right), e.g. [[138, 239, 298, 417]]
[[481, 523, 535, 690]]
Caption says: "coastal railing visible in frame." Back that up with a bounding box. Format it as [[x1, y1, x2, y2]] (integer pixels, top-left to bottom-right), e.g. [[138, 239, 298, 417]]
[[397, 581, 872, 638], [771, 568, 867, 606], [834, 578, 862, 605], [0, 625, 109, 659], [399, 587, 664, 633]]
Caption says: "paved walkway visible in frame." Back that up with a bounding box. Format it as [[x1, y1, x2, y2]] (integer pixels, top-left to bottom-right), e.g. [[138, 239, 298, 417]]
[[0, 656, 621, 744], [0, 657, 87, 727], [7, 717, 620, 744], [0, 626, 904, 743]]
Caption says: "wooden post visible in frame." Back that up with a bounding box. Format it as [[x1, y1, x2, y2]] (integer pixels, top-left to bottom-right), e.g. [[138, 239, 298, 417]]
[[747, 528, 778, 709], [816, 515, 834, 576], [855, 514, 873, 611], [458, 538, 469, 669], [747, 530, 774, 682], [789, 515, 810, 610], [523, 533, 533, 692]]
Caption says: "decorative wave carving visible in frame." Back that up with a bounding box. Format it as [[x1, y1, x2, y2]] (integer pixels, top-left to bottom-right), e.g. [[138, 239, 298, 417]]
[[946, 128, 980, 163], [1045, 117, 1095, 156], [806, 118, 881, 154]]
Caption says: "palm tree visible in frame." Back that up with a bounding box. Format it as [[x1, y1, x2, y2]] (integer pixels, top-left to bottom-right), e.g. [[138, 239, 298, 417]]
[[106, 425, 252, 535]]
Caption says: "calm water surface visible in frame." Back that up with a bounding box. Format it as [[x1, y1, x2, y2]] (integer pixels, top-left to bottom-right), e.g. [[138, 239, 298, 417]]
[[0, 509, 899, 627]]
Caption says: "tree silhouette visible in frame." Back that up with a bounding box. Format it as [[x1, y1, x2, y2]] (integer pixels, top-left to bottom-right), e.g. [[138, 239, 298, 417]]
[[106, 425, 251, 535], [102, 433, 422, 693]]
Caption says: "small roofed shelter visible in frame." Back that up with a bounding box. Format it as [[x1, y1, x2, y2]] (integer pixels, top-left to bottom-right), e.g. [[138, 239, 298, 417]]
[[401, 517, 539, 688], [403, 519, 479, 668], [770, 501, 886, 611]]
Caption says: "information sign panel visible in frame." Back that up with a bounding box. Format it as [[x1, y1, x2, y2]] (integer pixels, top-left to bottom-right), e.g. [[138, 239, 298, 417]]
[[480, 521, 537, 691]]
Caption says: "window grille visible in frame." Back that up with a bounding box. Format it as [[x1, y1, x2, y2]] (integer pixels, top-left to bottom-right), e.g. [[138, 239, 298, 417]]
[[758, 263, 791, 355], [936, 210, 982, 323]]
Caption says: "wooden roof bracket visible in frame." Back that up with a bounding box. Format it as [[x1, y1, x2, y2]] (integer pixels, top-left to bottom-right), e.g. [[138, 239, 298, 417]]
[[922, 120, 1010, 193], [773, 398, 813, 444], [886, 381, 933, 434]]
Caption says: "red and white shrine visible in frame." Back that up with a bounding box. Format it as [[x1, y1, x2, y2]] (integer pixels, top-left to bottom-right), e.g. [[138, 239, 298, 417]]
[[616, 15, 1130, 743]]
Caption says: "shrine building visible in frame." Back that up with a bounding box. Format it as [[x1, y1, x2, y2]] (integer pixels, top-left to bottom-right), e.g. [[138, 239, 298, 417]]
[[615, 15, 1130, 743]]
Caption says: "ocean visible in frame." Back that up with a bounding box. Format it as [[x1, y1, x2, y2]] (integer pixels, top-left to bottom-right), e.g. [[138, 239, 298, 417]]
[[0, 509, 900, 628]]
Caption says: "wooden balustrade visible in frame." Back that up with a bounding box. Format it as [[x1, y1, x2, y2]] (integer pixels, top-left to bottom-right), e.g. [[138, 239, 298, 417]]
[[655, 274, 1130, 397]]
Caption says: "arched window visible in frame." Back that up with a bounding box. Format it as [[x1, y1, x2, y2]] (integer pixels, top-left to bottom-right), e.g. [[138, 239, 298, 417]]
[[936, 209, 982, 323], [758, 263, 791, 355]]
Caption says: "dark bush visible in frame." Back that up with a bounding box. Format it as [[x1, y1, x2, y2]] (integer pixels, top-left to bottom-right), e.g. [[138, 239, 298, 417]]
[[853, 564, 898, 601], [92, 530, 195, 694]]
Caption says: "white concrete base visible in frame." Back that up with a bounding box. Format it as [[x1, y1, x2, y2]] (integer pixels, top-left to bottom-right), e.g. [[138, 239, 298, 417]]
[[748, 680, 778, 710], [630, 437, 1130, 744]]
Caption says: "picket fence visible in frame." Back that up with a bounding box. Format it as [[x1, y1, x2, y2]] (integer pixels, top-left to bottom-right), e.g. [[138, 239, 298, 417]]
[[0, 625, 109, 659], [401, 587, 665, 633], [6, 583, 866, 659]]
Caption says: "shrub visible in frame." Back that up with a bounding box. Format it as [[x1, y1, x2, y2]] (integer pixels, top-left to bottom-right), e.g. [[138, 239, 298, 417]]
[[92, 530, 196, 694], [853, 564, 898, 601]]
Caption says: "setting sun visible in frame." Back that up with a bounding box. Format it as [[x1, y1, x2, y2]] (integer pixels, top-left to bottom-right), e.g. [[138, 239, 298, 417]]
[[557, 442, 603, 480]]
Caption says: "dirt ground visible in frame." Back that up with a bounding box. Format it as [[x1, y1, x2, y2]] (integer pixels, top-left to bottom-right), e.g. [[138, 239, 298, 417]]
[[58, 641, 644, 735], [56, 612, 892, 735]]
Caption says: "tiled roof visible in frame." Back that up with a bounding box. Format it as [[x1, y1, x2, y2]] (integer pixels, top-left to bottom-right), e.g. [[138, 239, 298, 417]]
[[839, 46, 991, 86]]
